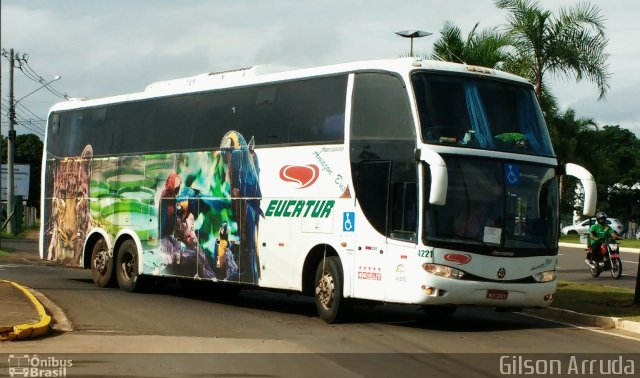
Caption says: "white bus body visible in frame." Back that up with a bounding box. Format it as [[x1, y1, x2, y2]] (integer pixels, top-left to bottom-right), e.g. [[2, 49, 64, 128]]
[[41, 57, 595, 322]]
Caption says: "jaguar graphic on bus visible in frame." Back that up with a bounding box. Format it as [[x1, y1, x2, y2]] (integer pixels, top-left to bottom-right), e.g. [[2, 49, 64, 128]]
[[41, 57, 596, 323]]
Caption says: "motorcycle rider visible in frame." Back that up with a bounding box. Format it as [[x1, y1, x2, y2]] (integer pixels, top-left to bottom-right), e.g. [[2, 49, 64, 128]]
[[587, 211, 621, 267]]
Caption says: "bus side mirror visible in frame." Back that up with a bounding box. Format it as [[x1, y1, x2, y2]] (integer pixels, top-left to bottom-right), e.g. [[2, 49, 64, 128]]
[[564, 163, 596, 217], [416, 147, 448, 205]]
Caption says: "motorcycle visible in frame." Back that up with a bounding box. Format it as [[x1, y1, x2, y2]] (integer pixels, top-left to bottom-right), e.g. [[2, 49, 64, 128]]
[[584, 237, 622, 279]]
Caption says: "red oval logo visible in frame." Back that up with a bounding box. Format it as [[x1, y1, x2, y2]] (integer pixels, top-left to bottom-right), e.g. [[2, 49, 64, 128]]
[[444, 253, 472, 265], [279, 164, 320, 189]]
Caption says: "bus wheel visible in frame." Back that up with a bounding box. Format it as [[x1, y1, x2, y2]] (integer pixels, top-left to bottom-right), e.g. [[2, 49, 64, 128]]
[[116, 240, 141, 292], [314, 256, 349, 323], [91, 238, 114, 287], [422, 305, 456, 319]]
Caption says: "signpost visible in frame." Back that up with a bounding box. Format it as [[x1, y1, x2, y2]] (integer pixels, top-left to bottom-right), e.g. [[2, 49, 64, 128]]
[[1, 164, 30, 201]]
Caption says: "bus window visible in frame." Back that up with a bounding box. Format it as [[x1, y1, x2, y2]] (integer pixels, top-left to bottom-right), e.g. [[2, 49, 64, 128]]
[[57, 110, 84, 156], [191, 76, 347, 149], [351, 72, 417, 241], [355, 160, 391, 235], [390, 182, 417, 241], [412, 73, 554, 156], [112, 101, 156, 154]]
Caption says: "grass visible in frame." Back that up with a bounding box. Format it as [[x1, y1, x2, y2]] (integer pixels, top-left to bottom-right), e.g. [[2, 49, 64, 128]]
[[0, 222, 38, 254], [553, 281, 640, 321], [0, 221, 40, 240], [560, 234, 640, 249], [557, 234, 640, 320]]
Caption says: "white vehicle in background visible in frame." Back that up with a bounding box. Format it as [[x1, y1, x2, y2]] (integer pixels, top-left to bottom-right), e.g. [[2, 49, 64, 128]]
[[561, 217, 624, 235]]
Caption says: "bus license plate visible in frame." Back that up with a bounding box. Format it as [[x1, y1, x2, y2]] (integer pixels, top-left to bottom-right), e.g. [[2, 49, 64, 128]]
[[487, 290, 508, 300]]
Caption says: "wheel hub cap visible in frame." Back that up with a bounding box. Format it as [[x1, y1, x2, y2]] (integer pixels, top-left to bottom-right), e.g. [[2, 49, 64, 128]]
[[316, 272, 334, 309]]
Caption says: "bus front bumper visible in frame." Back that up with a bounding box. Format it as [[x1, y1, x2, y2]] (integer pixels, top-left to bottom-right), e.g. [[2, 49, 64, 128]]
[[414, 275, 557, 309]]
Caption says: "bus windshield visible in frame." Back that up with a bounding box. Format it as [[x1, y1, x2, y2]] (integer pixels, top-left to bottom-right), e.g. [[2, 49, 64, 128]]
[[424, 157, 559, 254], [412, 72, 554, 156]]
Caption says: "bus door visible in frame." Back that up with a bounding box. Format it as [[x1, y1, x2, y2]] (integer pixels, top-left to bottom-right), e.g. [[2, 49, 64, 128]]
[[352, 161, 417, 302], [383, 182, 418, 303], [352, 161, 389, 300]]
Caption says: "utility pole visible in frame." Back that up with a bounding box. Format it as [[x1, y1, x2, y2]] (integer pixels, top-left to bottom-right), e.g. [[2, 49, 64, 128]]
[[7, 48, 16, 234], [3, 49, 61, 236], [0, 47, 3, 247]]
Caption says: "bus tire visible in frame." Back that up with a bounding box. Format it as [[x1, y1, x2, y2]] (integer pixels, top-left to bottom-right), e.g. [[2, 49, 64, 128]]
[[314, 256, 349, 323], [90, 238, 115, 288], [116, 240, 141, 292]]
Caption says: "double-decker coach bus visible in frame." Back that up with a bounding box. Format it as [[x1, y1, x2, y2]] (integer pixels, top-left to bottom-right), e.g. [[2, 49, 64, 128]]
[[41, 57, 596, 323]]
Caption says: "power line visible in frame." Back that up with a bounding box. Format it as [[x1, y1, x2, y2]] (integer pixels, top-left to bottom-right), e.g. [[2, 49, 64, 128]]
[[1, 117, 45, 136], [3, 122, 45, 138], [0, 120, 45, 138], [16, 102, 46, 122], [20, 60, 69, 100], [1, 49, 70, 100], [0, 98, 47, 131], [1, 98, 46, 124], [0, 49, 59, 141]]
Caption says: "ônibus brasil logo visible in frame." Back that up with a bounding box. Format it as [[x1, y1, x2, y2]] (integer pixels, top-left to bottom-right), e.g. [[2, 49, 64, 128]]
[[279, 164, 319, 189], [8, 354, 73, 377]]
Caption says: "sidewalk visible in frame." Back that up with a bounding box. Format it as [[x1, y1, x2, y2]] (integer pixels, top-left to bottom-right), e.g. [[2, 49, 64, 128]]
[[1, 234, 639, 341], [1, 230, 54, 341], [0, 279, 52, 341]]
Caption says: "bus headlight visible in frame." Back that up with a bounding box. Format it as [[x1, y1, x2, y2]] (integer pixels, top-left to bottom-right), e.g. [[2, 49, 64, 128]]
[[422, 263, 466, 279], [532, 270, 556, 283]]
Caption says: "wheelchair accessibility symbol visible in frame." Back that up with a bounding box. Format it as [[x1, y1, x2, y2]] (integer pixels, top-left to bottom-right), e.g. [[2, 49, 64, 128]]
[[504, 163, 520, 185], [343, 212, 355, 232]]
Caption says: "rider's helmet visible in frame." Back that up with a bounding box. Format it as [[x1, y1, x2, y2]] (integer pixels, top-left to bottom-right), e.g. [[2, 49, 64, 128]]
[[596, 211, 607, 223]]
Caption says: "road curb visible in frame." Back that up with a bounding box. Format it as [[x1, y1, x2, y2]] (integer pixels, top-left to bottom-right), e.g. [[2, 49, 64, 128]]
[[523, 307, 640, 334], [0, 279, 51, 341]]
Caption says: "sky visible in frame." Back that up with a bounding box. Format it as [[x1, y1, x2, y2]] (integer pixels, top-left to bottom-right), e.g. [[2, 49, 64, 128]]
[[2, 0, 639, 140]]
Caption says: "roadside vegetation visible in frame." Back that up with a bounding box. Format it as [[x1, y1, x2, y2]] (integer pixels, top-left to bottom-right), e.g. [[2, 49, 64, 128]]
[[554, 281, 640, 321]]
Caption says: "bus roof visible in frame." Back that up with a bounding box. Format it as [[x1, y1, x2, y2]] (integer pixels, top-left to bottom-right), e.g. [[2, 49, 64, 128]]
[[47, 57, 531, 114]]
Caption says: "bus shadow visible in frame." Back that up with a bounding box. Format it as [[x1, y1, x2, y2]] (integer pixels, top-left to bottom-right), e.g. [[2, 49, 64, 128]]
[[147, 279, 565, 332], [348, 305, 566, 332]]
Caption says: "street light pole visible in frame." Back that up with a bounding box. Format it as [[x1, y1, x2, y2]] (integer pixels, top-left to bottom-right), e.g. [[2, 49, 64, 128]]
[[395, 30, 432, 57], [6, 48, 61, 234]]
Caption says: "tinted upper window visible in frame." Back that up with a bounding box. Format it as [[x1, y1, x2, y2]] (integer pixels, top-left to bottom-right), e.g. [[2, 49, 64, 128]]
[[47, 74, 348, 157], [351, 72, 414, 140], [350, 72, 417, 241], [412, 72, 554, 156]]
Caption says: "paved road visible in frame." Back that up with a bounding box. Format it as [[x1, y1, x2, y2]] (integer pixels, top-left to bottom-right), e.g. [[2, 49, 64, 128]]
[[1, 266, 639, 343], [1, 242, 639, 377], [558, 244, 639, 289]]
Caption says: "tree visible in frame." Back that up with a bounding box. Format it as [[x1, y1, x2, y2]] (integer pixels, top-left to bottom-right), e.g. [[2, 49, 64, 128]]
[[545, 108, 598, 217], [2, 134, 44, 211], [548, 109, 597, 166], [431, 21, 512, 69], [495, 0, 610, 100], [574, 125, 640, 221]]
